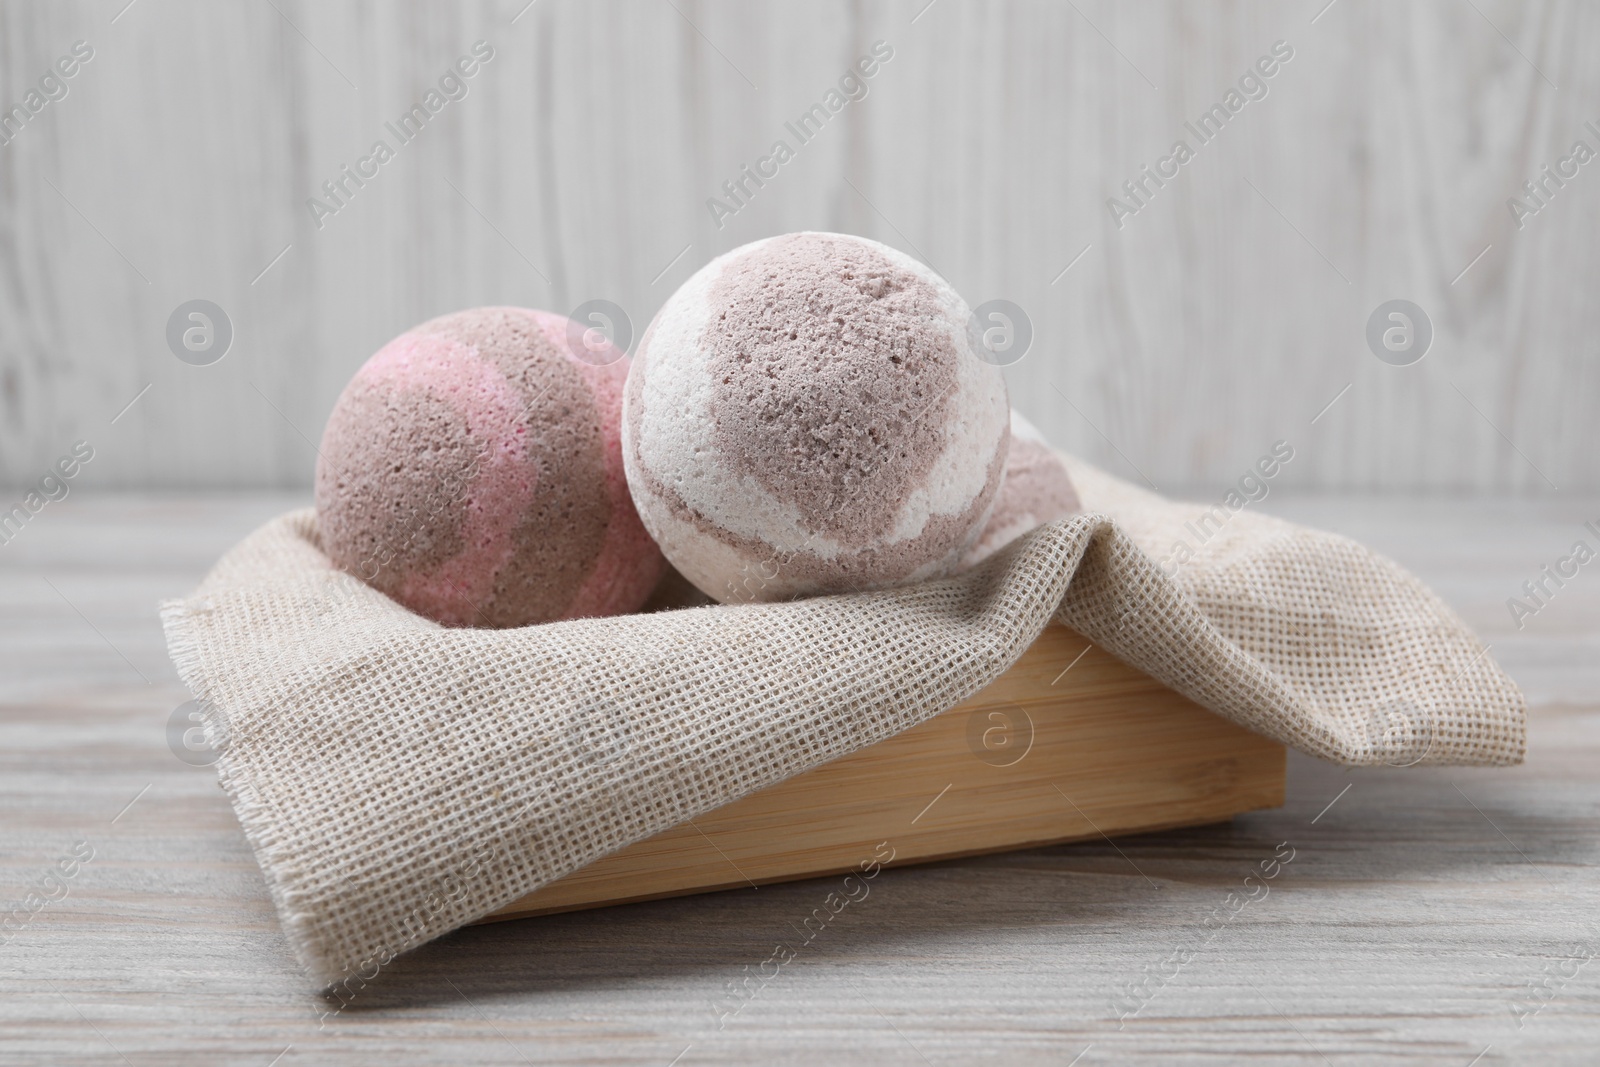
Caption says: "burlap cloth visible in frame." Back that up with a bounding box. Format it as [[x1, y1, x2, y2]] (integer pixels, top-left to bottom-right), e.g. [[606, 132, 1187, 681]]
[[161, 456, 1524, 989]]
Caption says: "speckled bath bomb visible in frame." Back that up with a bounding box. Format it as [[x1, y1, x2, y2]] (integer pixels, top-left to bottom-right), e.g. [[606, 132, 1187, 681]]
[[960, 410, 1082, 567], [622, 232, 1011, 603], [315, 307, 664, 628]]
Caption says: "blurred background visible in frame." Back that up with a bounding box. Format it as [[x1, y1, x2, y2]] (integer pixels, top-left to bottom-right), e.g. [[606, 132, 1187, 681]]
[[2, 0, 1595, 496]]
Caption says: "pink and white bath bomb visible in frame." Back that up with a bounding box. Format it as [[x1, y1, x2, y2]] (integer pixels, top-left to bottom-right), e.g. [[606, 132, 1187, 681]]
[[622, 232, 1011, 603], [960, 410, 1082, 567], [315, 307, 665, 628]]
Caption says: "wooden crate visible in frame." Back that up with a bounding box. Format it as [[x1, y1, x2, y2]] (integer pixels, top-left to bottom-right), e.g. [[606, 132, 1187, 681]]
[[483, 624, 1285, 922]]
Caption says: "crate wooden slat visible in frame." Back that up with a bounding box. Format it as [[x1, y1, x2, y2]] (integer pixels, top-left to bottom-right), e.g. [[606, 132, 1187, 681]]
[[483, 624, 1286, 922]]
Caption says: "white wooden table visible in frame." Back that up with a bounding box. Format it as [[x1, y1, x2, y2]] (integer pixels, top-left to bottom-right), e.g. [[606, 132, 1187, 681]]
[[1, 493, 1595, 1065]]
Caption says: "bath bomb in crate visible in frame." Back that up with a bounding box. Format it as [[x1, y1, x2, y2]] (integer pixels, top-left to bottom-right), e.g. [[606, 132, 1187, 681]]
[[960, 410, 1082, 567], [623, 232, 1010, 603], [316, 306, 664, 628]]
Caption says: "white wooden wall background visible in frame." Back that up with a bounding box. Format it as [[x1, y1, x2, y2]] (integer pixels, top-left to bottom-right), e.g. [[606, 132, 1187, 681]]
[[0, 0, 1595, 493]]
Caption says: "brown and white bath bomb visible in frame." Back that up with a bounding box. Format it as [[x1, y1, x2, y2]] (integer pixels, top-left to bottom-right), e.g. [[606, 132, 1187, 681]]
[[622, 232, 1010, 603], [315, 307, 664, 628], [960, 410, 1082, 567]]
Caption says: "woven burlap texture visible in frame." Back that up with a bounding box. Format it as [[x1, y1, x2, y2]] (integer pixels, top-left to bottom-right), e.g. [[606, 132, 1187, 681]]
[[161, 455, 1524, 988]]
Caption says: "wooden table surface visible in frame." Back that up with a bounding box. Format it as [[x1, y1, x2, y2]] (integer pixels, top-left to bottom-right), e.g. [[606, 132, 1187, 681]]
[[1, 493, 1595, 1066]]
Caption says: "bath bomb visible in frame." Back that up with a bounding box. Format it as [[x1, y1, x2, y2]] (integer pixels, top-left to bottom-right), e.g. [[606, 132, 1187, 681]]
[[623, 232, 1010, 603], [315, 306, 664, 628], [960, 410, 1082, 567]]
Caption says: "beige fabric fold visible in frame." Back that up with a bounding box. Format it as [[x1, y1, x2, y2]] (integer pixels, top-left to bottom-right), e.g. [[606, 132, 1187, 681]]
[[160, 457, 1524, 989]]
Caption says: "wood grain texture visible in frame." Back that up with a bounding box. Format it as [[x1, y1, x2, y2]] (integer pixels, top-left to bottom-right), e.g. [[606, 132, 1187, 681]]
[[0, 492, 1596, 1065], [1, 1, 1596, 494], [489, 625, 1285, 920]]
